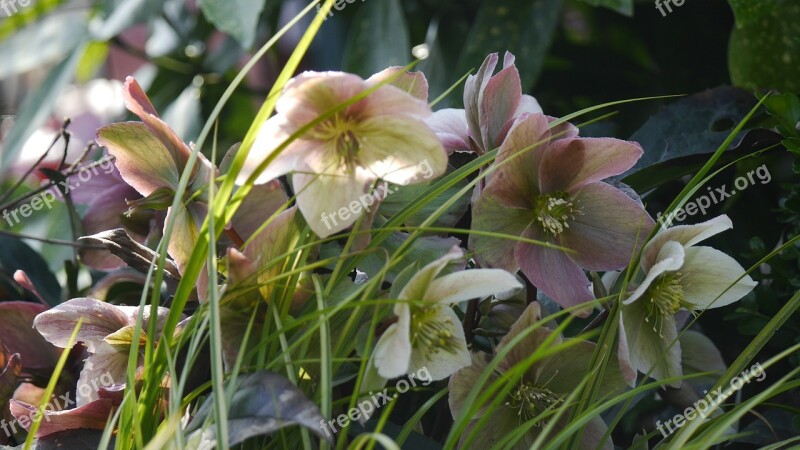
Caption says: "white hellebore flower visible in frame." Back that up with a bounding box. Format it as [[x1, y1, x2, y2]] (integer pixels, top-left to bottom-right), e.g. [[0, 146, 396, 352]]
[[373, 247, 523, 381], [619, 215, 757, 386]]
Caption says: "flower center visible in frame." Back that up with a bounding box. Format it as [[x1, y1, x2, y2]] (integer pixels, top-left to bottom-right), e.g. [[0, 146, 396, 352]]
[[534, 192, 578, 236], [643, 272, 689, 338], [316, 116, 362, 172], [505, 382, 563, 424], [409, 305, 461, 357]]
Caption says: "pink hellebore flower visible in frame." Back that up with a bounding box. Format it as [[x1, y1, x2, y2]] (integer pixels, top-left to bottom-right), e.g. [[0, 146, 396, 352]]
[[470, 113, 655, 314], [96, 77, 215, 272], [237, 68, 448, 237], [426, 52, 542, 155]]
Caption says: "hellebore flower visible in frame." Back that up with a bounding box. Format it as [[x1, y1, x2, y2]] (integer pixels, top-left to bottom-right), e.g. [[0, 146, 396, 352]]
[[33, 298, 171, 406], [372, 247, 522, 381], [470, 113, 655, 313], [237, 68, 447, 237], [96, 77, 215, 272], [449, 302, 626, 449], [619, 215, 757, 386], [426, 51, 542, 154]]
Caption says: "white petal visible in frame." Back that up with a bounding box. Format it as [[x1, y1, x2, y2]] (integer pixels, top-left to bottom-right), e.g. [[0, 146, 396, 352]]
[[408, 307, 470, 380], [623, 241, 685, 305], [398, 246, 464, 302], [236, 116, 308, 185], [373, 307, 412, 379], [425, 269, 522, 305], [643, 215, 732, 270], [514, 94, 543, 116], [680, 246, 757, 309]]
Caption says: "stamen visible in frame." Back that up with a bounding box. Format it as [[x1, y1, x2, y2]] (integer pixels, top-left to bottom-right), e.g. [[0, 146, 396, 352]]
[[505, 381, 563, 425], [535, 192, 579, 236], [409, 306, 461, 357]]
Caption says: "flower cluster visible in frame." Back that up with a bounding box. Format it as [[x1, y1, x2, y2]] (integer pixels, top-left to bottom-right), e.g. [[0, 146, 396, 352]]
[[4, 51, 758, 448]]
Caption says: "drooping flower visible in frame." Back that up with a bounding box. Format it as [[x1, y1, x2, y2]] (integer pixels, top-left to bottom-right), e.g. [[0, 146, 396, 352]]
[[449, 302, 626, 449], [618, 215, 757, 386], [470, 113, 655, 313], [33, 298, 171, 406], [372, 247, 522, 381], [236, 68, 448, 237], [96, 77, 215, 272], [426, 51, 542, 155]]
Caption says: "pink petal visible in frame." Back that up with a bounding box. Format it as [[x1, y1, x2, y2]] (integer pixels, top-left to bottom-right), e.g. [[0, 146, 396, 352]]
[[366, 67, 429, 101], [277, 71, 366, 126], [357, 116, 447, 185], [96, 122, 180, 195], [237, 115, 315, 185], [230, 180, 288, 240], [514, 94, 543, 116], [0, 303, 58, 371], [122, 77, 195, 172], [483, 113, 550, 208], [560, 182, 655, 271], [470, 192, 531, 272], [514, 225, 593, 316], [425, 109, 471, 154], [356, 83, 432, 119], [539, 137, 643, 193], [33, 298, 129, 352], [9, 398, 115, 437], [479, 64, 521, 150], [464, 53, 500, 147]]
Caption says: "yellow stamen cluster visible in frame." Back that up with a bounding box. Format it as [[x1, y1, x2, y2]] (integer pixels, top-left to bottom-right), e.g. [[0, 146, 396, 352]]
[[644, 272, 688, 338], [409, 305, 460, 357], [535, 192, 578, 235], [505, 382, 563, 425]]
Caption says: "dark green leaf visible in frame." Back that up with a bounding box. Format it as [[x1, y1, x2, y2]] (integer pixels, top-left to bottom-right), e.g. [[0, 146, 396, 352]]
[[186, 371, 331, 447], [728, 0, 776, 27], [342, 0, 410, 77], [728, 0, 800, 92], [576, 0, 632, 16], [455, 0, 562, 91], [378, 174, 470, 229], [37, 429, 108, 450], [0, 236, 61, 305], [198, 0, 267, 50], [626, 87, 756, 173]]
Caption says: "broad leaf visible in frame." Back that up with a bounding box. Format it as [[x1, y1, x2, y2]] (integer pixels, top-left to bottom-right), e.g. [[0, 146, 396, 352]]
[[0, 236, 61, 305], [455, 0, 562, 91], [342, 0, 411, 77], [576, 0, 633, 16], [198, 0, 267, 50], [186, 371, 331, 447]]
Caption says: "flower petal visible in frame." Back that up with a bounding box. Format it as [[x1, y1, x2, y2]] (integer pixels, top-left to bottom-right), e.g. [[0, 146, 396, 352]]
[[237, 115, 310, 185], [373, 313, 412, 379], [485, 113, 550, 207], [165, 202, 207, 273], [366, 67, 428, 101], [76, 351, 127, 406], [292, 161, 372, 237], [357, 116, 447, 185], [515, 225, 594, 315], [515, 94, 543, 116], [539, 137, 643, 193], [33, 298, 129, 351], [479, 63, 521, 149], [10, 398, 115, 437], [230, 180, 288, 241], [0, 302, 59, 371], [277, 71, 366, 125], [408, 307, 470, 380], [623, 241, 685, 305], [96, 122, 180, 195], [497, 302, 556, 371], [620, 298, 682, 387], [426, 269, 522, 305], [470, 193, 531, 272], [398, 246, 465, 303], [426, 108, 472, 154], [464, 53, 500, 147], [642, 215, 733, 270], [448, 352, 494, 420], [680, 246, 757, 309], [561, 182, 655, 270]]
